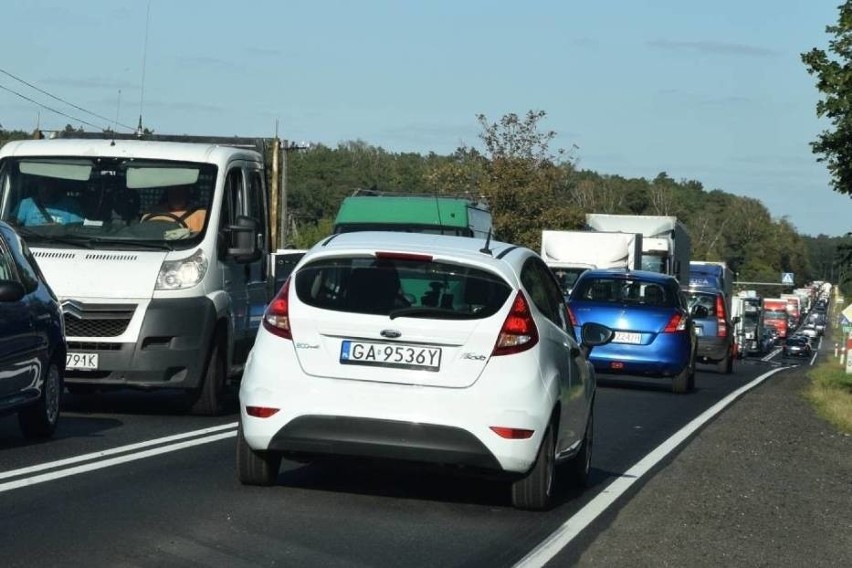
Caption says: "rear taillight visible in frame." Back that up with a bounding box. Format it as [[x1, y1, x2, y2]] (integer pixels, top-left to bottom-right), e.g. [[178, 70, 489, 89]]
[[263, 277, 292, 340], [663, 312, 686, 333], [492, 291, 539, 356], [565, 304, 578, 327], [716, 295, 727, 337]]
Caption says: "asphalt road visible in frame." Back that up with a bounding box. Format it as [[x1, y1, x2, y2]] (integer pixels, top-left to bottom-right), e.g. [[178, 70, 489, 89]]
[[0, 346, 829, 567]]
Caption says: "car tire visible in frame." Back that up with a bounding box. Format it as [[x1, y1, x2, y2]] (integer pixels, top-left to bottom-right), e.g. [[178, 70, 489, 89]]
[[190, 337, 226, 416], [18, 361, 62, 439], [715, 351, 733, 375], [672, 363, 692, 394], [237, 423, 281, 486], [511, 424, 556, 511], [566, 406, 594, 488]]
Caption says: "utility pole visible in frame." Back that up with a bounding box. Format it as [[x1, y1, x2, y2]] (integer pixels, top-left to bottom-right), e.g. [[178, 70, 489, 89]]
[[278, 139, 309, 249], [278, 139, 288, 250]]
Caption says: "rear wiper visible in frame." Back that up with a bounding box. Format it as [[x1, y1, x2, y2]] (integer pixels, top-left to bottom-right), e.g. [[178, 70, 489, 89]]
[[389, 306, 477, 320]]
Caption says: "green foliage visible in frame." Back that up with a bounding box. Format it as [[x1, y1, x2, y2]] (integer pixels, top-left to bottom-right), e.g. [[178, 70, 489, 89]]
[[290, 217, 335, 249], [474, 110, 584, 248], [802, 1, 852, 198]]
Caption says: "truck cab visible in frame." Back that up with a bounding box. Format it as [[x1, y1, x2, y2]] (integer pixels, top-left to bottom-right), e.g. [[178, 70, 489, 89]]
[[0, 137, 274, 414]]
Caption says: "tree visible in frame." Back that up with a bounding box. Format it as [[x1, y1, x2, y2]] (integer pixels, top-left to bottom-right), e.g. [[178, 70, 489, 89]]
[[472, 110, 583, 248], [802, 1, 852, 197]]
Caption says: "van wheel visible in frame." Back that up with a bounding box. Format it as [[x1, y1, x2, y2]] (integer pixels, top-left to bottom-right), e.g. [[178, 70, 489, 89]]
[[19, 361, 62, 439], [190, 339, 226, 416], [511, 424, 556, 511], [237, 423, 281, 486]]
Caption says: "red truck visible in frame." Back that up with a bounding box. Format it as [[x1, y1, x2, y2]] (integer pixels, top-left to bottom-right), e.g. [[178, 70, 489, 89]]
[[762, 298, 789, 342]]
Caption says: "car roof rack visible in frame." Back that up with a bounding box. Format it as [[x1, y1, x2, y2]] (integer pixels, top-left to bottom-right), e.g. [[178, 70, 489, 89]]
[[50, 131, 270, 155]]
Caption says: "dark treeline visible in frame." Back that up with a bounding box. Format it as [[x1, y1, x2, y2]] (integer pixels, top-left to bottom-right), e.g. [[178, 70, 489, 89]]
[[2, 114, 849, 294]]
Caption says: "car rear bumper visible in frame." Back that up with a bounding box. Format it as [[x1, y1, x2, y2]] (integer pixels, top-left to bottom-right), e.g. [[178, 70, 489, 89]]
[[586, 331, 692, 377], [696, 336, 730, 362]]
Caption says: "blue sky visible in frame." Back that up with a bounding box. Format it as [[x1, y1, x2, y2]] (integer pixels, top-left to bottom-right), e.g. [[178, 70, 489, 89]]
[[1, 0, 850, 237]]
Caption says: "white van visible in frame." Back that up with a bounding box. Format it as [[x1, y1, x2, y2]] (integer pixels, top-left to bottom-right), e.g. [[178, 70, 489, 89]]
[[0, 137, 274, 414]]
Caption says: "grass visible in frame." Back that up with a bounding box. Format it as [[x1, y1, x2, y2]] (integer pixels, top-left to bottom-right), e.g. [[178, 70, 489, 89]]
[[805, 326, 852, 434]]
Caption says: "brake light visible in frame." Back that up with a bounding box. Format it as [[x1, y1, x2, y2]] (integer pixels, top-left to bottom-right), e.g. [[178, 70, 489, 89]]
[[565, 304, 578, 327], [716, 295, 727, 337], [663, 312, 686, 333], [492, 291, 539, 356], [263, 277, 292, 340], [375, 252, 433, 262]]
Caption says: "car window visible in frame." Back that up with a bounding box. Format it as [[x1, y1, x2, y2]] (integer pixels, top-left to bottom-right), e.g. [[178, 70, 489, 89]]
[[0, 234, 20, 283], [521, 258, 571, 335], [685, 291, 717, 316], [294, 255, 512, 318], [573, 277, 676, 307]]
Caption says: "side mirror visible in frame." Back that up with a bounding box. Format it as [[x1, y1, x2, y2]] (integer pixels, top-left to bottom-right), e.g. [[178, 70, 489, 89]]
[[732, 316, 741, 324], [225, 215, 261, 263], [579, 322, 614, 358], [0, 279, 26, 302]]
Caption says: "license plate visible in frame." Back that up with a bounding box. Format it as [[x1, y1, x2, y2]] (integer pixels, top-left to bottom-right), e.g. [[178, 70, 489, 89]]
[[612, 331, 642, 344], [340, 340, 441, 371], [66, 352, 98, 370], [694, 327, 703, 336]]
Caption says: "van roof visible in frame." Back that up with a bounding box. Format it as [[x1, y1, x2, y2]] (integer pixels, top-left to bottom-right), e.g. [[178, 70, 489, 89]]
[[0, 138, 263, 166]]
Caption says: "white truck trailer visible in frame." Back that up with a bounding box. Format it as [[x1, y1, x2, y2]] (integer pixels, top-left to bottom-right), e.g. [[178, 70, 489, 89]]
[[585, 214, 691, 285], [540, 230, 643, 296]]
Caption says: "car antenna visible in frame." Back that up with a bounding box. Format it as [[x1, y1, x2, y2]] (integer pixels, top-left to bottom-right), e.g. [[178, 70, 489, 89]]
[[480, 227, 493, 256]]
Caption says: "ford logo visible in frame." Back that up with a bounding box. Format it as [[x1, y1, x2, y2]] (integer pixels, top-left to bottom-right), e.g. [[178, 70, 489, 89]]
[[380, 329, 402, 339]]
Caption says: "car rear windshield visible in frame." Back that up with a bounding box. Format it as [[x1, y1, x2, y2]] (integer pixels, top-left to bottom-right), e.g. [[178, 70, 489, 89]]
[[294, 255, 512, 318], [684, 291, 718, 317], [572, 277, 675, 307]]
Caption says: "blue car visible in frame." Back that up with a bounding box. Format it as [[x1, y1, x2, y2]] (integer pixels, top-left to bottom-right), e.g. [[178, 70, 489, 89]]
[[567, 269, 697, 393], [0, 221, 66, 439]]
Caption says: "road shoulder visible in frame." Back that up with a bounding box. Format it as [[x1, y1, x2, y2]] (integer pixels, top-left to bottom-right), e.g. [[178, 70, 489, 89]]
[[576, 365, 852, 567]]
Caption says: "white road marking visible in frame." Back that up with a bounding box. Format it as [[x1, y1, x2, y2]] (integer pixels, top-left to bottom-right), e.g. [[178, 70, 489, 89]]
[[0, 422, 237, 484], [761, 347, 781, 362], [513, 366, 788, 568]]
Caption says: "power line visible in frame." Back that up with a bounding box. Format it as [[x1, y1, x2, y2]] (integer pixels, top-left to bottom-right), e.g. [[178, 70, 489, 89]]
[[0, 81, 106, 131], [0, 67, 136, 132]]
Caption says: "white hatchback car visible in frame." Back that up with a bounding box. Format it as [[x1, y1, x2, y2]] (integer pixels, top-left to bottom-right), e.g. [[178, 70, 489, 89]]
[[238, 232, 612, 510]]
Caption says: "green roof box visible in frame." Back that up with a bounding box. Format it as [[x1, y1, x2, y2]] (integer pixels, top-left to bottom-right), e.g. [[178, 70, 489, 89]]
[[333, 191, 492, 238]]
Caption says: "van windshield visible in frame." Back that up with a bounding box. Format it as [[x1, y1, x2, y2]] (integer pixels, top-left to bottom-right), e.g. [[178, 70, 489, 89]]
[[0, 156, 217, 249]]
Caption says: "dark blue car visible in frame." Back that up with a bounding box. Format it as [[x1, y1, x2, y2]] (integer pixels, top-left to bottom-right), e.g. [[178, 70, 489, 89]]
[[0, 221, 66, 439], [567, 269, 697, 393]]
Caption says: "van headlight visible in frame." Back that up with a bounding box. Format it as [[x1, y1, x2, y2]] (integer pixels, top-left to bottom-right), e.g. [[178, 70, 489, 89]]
[[156, 249, 208, 290]]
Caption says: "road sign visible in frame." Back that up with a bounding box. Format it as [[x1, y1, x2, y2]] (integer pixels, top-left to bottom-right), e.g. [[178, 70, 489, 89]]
[[781, 272, 794, 285]]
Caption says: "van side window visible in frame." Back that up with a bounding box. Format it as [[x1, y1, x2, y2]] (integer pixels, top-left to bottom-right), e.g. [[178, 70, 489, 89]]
[[220, 167, 244, 229], [248, 170, 265, 226]]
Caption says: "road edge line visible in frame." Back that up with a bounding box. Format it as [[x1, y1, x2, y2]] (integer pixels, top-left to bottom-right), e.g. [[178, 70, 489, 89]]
[[513, 366, 789, 568]]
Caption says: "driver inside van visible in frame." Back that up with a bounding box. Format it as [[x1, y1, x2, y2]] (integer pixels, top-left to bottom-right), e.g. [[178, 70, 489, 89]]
[[15, 180, 84, 226], [142, 185, 206, 232]]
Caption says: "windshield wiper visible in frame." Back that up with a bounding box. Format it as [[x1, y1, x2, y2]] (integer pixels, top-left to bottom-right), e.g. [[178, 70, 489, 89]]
[[389, 306, 477, 320], [86, 237, 174, 251], [14, 227, 95, 249]]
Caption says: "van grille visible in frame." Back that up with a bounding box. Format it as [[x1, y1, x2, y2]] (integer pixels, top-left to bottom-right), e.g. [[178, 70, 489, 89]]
[[62, 302, 136, 338]]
